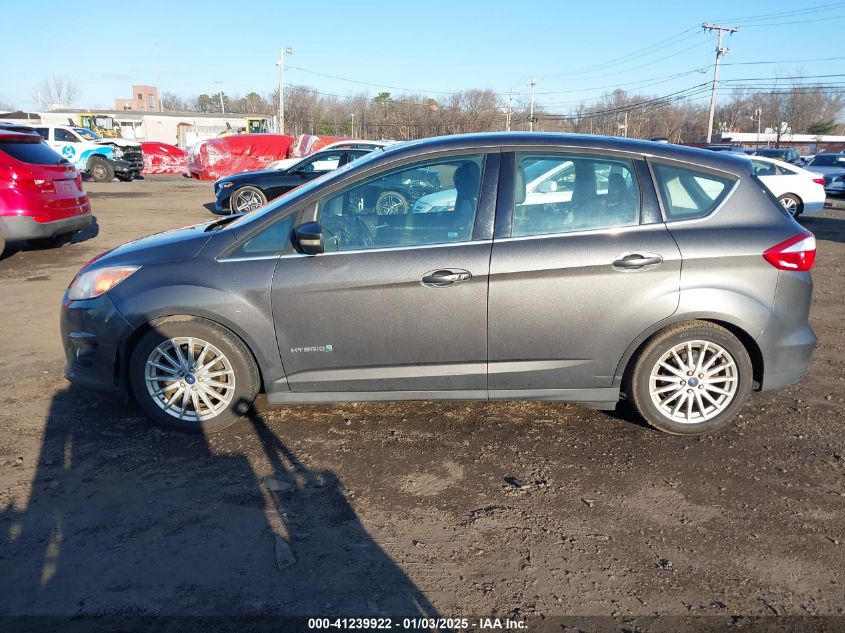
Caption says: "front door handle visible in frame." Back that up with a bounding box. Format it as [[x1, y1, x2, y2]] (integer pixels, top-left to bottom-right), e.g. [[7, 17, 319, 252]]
[[612, 253, 663, 270], [421, 269, 472, 287]]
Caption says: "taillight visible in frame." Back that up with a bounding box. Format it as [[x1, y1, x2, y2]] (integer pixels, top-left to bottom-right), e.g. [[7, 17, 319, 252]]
[[812, 177, 825, 186], [763, 231, 816, 271]]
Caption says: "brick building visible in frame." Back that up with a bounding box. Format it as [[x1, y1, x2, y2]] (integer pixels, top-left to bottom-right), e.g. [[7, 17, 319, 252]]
[[115, 85, 160, 112]]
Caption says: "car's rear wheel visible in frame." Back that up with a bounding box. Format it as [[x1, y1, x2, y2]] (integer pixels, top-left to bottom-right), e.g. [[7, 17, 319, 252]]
[[0, 232, 6, 256], [230, 186, 267, 213], [375, 190, 408, 215], [129, 318, 259, 433], [625, 321, 753, 435], [777, 193, 803, 217], [88, 157, 115, 183]]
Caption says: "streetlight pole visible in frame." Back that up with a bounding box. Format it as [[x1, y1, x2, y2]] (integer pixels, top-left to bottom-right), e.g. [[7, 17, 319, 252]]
[[277, 46, 293, 134]]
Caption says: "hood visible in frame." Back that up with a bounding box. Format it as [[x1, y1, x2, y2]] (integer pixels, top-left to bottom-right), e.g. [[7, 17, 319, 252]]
[[807, 165, 845, 175], [95, 138, 141, 148], [90, 221, 218, 269]]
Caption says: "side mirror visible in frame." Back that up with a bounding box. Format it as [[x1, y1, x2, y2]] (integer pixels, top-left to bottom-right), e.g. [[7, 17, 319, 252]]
[[295, 221, 324, 255]]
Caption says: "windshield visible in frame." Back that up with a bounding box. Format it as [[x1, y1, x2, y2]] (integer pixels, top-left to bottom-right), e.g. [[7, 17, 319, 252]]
[[74, 128, 102, 141], [226, 148, 386, 229]]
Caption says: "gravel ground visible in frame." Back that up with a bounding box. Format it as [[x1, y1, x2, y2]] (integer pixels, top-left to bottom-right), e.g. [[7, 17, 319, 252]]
[[0, 178, 843, 629]]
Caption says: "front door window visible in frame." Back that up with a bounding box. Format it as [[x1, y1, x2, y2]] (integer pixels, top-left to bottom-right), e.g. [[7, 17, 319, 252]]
[[316, 154, 484, 251]]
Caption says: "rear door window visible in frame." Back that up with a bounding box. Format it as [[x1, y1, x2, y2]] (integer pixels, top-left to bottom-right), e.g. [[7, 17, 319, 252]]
[[511, 153, 641, 236], [0, 141, 68, 165], [652, 163, 735, 221]]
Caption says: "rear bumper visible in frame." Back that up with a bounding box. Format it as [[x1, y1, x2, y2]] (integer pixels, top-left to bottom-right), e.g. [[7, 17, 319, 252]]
[[61, 291, 133, 393], [756, 271, 816, 391], [0, 213, 93, 240]]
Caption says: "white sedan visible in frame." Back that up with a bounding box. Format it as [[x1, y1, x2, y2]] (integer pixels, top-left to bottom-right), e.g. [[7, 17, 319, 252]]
[[746, 155, 826, 217]]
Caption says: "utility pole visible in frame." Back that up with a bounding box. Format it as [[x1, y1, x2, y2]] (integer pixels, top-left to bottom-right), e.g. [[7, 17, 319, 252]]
[[350, 112, 355, 137], [703, 22, 739, 143], [755, 107, 762, 147], [214, 81, 225, 114], [529, 76, 536, 132], [277, 46, 293, 134], [506, 89, 513, 131], [155, 42, 162, 111]]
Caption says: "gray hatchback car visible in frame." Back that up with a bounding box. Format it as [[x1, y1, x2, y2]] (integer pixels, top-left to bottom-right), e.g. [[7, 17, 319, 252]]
[[61, 133, 817, 435]]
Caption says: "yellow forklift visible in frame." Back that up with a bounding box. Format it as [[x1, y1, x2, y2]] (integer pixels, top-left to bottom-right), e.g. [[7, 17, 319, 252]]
[[73, 113, 121, 138], [218, 117, 272, 136]]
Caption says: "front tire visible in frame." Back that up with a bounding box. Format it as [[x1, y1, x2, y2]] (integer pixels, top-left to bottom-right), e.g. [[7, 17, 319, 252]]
[[625, 321, 753, 435], [230, 186, 267, 213], [88, 157, 115, 183], [777, 193, 803, 217], [129, 318, 260, 433]]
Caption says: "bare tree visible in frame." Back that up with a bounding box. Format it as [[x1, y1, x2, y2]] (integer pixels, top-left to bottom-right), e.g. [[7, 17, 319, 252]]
[[32, 77, 80, 109]]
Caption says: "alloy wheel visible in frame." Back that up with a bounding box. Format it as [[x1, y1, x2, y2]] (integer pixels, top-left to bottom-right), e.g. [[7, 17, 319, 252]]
[[144, 336, 236, 422], [648, 340, 739, 424], [234, 190, 265, 212]]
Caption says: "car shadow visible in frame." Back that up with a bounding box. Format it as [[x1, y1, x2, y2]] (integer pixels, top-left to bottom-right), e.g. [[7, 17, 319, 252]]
[[0, 385, 440, 625], [799, 213, 845, 245], [0, 217, 99, 261]]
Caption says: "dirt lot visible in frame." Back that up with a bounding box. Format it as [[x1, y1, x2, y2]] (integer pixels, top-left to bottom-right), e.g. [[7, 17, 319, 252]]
[[1, 177, 844, 629]]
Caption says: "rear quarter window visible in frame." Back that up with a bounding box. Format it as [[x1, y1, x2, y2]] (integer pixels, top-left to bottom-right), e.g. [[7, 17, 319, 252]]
[[0, 141, 68, 166], [652, 162, 735, 221]]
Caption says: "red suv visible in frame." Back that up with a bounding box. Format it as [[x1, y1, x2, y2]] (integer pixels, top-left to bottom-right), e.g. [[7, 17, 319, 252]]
[[0, 130, 92, 255]]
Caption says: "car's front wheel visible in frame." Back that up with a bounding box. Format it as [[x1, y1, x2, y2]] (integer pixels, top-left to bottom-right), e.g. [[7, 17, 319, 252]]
[[230, 186, 267, 213], [129, 317, 260, 432], [88, 156, 115, 183], [625, 321, 753, 435]]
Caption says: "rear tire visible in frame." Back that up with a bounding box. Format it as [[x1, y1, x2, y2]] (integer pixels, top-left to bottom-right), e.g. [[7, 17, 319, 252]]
[[777, 193, 803, 217], [129, 317, 260, 433], [625, 321, 753, 435], [88, 157, 115, 183], [375, 190, 408, 215], [0, 232, 6, 256]]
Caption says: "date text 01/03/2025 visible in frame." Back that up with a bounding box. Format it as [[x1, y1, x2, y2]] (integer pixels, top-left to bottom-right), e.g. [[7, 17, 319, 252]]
[[306, 617, 527, 630]]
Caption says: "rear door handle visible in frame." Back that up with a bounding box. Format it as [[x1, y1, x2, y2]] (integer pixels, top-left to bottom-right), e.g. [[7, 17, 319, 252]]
[[612, 253, 663, 270], [421, 269, 472, 287]]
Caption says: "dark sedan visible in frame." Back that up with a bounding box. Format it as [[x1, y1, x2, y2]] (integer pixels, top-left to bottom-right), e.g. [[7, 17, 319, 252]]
[[214, 148, 372, 213]]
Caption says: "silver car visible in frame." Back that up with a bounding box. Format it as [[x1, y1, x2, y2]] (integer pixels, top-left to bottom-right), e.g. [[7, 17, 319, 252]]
[[60, 133, 817, 436]]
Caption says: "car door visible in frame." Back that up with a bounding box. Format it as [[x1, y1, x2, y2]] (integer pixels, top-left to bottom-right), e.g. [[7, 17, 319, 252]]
[[487, 151, 682, 394], [751, 159, 783, 197], [52, 128, 82, 165], [270, 152, 497, 394]]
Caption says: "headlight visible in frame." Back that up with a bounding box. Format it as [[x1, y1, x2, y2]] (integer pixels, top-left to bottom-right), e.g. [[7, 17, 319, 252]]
[[217, 181, 233, 191], [110, 146, 124, 159], [67, 266, 139, 300]]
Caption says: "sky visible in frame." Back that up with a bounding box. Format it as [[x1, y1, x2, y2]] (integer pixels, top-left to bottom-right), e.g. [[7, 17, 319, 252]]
[[1, 0, 844, 116]]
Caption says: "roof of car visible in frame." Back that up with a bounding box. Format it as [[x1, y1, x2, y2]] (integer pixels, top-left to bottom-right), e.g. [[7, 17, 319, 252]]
[[0, 129, 41, 143], [378, 132, 754, 174]]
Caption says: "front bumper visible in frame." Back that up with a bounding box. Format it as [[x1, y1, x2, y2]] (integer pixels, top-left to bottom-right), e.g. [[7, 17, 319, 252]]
[[214, 187, 233, 213], [112, 158, 144, 177], [61, 291, 134, 392], [0, 213, 93, 241]]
